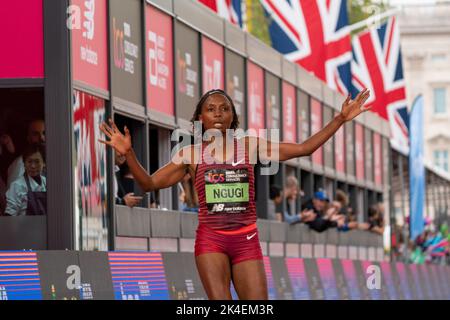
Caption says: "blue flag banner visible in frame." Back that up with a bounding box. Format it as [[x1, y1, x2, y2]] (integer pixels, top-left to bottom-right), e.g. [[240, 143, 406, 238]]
[[409, 95, 425, 240]]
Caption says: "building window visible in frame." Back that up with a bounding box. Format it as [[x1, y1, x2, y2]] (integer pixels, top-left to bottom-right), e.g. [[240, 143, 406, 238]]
[[434, 150, 449, 172], [433, 88, 446, 114]]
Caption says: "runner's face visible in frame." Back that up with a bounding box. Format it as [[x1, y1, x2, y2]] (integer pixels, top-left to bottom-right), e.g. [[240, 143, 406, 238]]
[[199, 94, 233, 133]]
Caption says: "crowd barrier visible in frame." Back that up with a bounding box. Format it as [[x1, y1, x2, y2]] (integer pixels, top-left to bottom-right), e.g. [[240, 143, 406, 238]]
[[116, 208, 385, 261], [0, 251, 449, 300]]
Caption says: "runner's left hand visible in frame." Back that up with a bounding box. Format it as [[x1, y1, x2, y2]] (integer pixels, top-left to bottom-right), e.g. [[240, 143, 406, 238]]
[[339, 88, 371, 122]]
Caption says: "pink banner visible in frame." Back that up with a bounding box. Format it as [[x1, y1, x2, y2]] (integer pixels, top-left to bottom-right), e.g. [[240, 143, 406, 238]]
[[373, 133, 383, 186], [72, 0, 108, 91], [335, 115, 345, 173], [282, 82, 297, 143], [355, 123, 365, 180], [311, 98, 323, 165], [0, 1, 44, 78], [247, 62, 265, 132], [146, 5, 174, 116], [202, 37, 224, 93]]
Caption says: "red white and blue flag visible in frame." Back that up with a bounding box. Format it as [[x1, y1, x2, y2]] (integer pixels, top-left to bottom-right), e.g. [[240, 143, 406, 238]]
[[351, 16, 409, 154], [260, 0, 352, 95], [198, 0, 243, 27]]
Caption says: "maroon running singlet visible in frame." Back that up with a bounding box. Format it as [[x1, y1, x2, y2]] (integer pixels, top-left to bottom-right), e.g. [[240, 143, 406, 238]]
[[194, 138, 263, 265]]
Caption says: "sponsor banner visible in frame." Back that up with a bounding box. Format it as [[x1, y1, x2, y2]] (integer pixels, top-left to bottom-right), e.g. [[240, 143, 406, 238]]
[[146, 5, 174, 116], [108, 252, 169, 300], [72, 0, 108, 91], [355, 123, 365, 181], [73, 90, 108, 251], [365, 129, 373, 182], [303, 258, 325, 300], [323, 107, 334, 169], [334, 111, 345, 173], [162, 253, 206, 300], [175, 22, 200, 121], [373, 133, 383, 186], [311, 98, 323, 166], [269, 258, 294, 300], [282, 82, 297, 143], [247, 61, 265, 132], [110, 0, 144, 105], [298, 90, 310, 143], [0, 1, 44, 78], [36, 251, 80, 300], [263, 257, 277, 300], [202, 37, 224, 93], [345, 121, 355, 176], [225, 50, 246, 127], [316, 258, 340, 300], [265, 72, 281, 131], [285, 258, 311, 300], [0, 252, 42, 300]]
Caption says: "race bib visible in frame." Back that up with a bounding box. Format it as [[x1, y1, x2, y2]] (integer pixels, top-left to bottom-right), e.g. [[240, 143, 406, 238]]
[[204, 168, 249, 214]]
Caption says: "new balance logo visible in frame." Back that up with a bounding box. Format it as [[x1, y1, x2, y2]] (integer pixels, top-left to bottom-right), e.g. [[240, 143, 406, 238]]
[[211, 204, 225, 212], [232, 159, 245, 167], [246, 232, 257, 240]]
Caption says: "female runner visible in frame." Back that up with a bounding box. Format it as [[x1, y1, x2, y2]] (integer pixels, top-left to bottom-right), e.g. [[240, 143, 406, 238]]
[[100, 88, 371, 300]]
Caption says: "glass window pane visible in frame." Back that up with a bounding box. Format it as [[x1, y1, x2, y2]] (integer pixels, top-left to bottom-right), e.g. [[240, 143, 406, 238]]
[[433, 88, 446, 114]]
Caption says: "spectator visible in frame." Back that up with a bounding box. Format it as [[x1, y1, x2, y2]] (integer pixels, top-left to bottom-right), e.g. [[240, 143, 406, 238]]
[[360, 204, 385, 235], [282, 176, 314, 224], [333, 189, 359, 231], [301, 190, 337, 232], [268, 185, 283, 222], [5, 144, 46, 216], [114, 152, 143, 208], [0, 133, 16, 183], [7, 119, 45, 189]]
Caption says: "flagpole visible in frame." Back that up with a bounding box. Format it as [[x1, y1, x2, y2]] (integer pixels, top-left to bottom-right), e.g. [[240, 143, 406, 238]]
[[347, 8, 398, 33]]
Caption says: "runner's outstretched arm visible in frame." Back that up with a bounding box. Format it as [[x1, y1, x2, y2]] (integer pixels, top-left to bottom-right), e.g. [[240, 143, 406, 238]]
[[258, 88, 371, 162], [100, 119, 189, 192]]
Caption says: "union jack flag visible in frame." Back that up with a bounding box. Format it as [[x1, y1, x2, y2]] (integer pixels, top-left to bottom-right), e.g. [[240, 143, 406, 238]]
[[198, 0, 243, 27], [351, 16, 409, 154], [260, 0, 352, 95]]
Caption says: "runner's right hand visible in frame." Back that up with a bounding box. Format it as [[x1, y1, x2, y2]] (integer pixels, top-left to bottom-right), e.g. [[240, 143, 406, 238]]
[[99, 118, 132, 156]]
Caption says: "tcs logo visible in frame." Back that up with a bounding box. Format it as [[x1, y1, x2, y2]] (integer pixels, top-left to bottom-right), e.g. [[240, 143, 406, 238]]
[[207, 172, 225, 183]]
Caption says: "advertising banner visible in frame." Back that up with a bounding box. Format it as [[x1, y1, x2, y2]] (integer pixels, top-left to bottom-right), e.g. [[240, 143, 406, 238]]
[[162, 253, 206, 300], [282, 82, 297, 143], [323, 107, 334, 169], [365, 128, 373, 182], [265, 72, 281, 131], [373, 133, 383, 186], [73, 90, 108, 251], [247, 61, 265, 132], [108, 252, 169, 300], [311, 99, 323, 166], [146, 5, 174, 116], [72, 0, 108, 92], [355, 123, 365, 181], [298, 90, 310, 143], [269, 258, 294, 300], [0, 1, 44, 78], [0, 252, 42, 300], [334, 112, 345, 174], [225, 50, 246, 128], [285, 258, 311, 300], [202, 37, 224, 93], [175, 22, 200, 121], [345, 121, 355, 177], [109, 0, 143, 105]]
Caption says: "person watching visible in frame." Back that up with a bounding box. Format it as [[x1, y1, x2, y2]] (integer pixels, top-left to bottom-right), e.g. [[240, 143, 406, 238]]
[[5, 144, 46, 216]]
